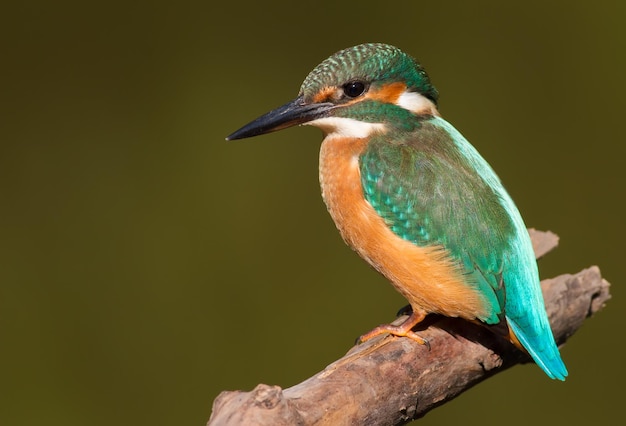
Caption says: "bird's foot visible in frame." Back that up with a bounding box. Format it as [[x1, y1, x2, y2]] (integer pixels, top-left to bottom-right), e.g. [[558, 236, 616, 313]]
[[357, 310, 430, 349]]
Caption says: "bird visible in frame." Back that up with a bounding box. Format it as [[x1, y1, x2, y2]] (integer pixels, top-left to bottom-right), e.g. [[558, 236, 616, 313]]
[[226, 43, 567, 380]]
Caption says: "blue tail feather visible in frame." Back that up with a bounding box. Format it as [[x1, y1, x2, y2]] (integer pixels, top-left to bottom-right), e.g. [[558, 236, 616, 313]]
[[507, 317, 568, 380]]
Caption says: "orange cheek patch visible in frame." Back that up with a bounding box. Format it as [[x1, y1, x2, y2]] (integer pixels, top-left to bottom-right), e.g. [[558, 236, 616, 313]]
[[367, 82, 407, 104], [313, 86, 336, 103], [312, 82, 408, 105]]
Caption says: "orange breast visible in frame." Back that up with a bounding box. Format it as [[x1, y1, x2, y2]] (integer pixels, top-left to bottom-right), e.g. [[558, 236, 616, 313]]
[[319, 136, 489, 320]]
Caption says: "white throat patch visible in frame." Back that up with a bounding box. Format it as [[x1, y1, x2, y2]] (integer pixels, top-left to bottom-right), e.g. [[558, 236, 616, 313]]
[[305, 116, 386, 139]]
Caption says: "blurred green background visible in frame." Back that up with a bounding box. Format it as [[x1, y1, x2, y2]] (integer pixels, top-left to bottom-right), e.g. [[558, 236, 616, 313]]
[[2, 1, 623, 425]]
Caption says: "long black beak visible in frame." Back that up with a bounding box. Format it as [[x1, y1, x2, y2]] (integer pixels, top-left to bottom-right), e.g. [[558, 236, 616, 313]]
[[226, 96, 334, 140]]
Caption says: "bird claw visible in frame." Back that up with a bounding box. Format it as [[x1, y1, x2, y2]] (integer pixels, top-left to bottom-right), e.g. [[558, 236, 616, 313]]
[[356, 309, 429, 348], [406, 331, 430, 350], [356, 327, 430, 349]]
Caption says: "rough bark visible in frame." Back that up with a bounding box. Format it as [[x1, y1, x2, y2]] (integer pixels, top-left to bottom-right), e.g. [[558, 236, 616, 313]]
[[208, 229, 611, 425]]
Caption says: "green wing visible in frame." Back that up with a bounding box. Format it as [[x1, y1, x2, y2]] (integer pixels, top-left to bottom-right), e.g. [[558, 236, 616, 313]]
[[360, 115, 567, 380], [359, 118, 516, 323]]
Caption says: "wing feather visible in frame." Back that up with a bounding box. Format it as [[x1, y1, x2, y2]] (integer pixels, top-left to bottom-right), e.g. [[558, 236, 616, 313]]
[[360, 118, 516, 324]]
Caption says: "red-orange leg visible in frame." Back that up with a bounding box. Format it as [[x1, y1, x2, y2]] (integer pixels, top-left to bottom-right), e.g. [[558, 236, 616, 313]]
[[358, 309, 429, 348]]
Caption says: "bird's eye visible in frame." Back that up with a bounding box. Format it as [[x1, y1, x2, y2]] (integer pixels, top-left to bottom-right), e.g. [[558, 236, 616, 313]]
[[343, 81, 367, 98]]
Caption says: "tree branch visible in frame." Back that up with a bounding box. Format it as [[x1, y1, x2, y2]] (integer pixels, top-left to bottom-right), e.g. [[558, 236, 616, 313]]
[[208, 230, 611, 425]]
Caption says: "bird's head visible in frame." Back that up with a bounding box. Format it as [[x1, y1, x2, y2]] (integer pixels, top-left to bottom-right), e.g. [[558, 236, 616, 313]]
[[227, 43, 439, 141]]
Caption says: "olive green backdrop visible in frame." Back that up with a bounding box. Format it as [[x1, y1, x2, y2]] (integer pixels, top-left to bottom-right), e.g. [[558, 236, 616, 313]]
[[2, 1, 623, 425]]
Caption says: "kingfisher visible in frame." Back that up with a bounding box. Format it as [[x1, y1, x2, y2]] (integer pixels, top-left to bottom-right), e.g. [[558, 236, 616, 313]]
[[226, 43, 567, 380]]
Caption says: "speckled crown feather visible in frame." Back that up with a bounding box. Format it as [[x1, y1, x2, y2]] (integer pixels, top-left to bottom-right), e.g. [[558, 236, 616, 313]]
[[299, 43, 439, 104]]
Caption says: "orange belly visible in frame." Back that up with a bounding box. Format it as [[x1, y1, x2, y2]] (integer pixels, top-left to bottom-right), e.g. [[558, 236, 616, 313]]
[[319, 135, 489, 320]]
